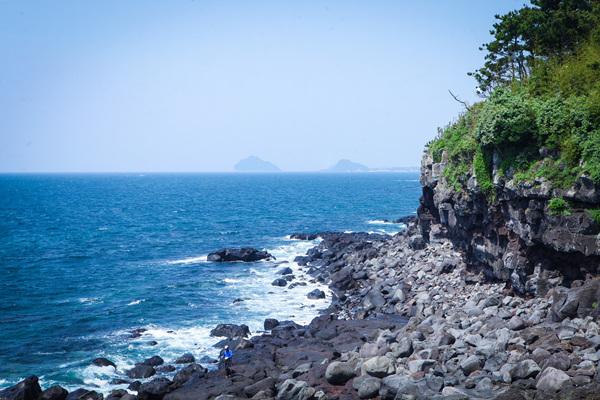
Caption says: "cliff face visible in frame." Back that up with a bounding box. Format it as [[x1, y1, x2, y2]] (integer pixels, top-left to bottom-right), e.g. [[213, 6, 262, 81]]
[[417, 150, 600, 295]]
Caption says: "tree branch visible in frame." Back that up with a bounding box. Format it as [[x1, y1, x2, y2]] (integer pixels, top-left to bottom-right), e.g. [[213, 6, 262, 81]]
[[448, 89, 472, 111]]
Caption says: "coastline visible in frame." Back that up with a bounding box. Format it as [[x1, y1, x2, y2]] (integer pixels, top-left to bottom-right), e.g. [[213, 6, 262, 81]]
[[5, 217, 600, 399]]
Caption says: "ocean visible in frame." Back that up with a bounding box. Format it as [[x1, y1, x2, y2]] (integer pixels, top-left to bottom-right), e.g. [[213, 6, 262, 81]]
[[0, 172, 421, 392]]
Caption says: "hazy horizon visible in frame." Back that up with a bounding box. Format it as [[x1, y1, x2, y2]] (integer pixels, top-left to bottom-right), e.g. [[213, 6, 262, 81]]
[[1, 1, 524, 172]]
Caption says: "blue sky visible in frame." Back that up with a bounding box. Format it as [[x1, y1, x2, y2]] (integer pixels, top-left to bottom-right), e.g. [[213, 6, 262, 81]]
[[0, 1, 525, 172]]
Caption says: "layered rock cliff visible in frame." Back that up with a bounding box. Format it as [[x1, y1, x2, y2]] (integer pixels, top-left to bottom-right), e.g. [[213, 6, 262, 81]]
[[418, 149, 600, 296]]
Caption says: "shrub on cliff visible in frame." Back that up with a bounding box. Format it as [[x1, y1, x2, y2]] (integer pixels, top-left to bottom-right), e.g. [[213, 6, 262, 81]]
[[475, 88, 536, 147]]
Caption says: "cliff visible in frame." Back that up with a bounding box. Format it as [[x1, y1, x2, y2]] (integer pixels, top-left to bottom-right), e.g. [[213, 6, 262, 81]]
[[417, 148, 600, 296]]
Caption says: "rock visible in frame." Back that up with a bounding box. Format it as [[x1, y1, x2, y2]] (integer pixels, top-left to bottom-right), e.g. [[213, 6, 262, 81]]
[[292, 363, 311, 379], [171, 363, 207, 388], [289, 233, 319, 240], [325, 361, 356, 385], [306, 289, 325, 300], [508, 316, 526, 331], [141, 356, 164, 366], [126, 364, 156, 379], [276, 379, 315, 400], [352, 376, 381, 399], [409, 235, 426, 250], [41, 386, 68, 400], [91, 357, 116, 369], [156, 365, 175, 373], [207, 248, 273, 262], [394, 336, 413, 358], [65, 389, 103, 400], [210, 323, 250, 338], [244, 377, 275, 398], [551, 280, 600, 322], [137, 378, 171, 400], [278, 267, 293, 275], [120, 396, 136, 400], [536, 367, 571, 392], [460, 355, 482, 375], [264, 318, 279, 330], [379, 375, 418, 400], [0, 377, 42, 400], [128, 382, 141, 392], [272, 278, 287, 287], [174, 353, 195, 364], [363, 356, 395, 378], [510, 359, 541, 381], [407, 359, 436, 373]]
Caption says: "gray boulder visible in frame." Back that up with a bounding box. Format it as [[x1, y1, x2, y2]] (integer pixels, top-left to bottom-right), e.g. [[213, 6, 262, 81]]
[[363, 356, 395, 378], [536, 367, 571, 392], [325, 361, 356, 385]]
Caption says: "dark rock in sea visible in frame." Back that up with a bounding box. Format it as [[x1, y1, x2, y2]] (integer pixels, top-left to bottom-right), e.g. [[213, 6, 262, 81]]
[[141, 356, 164, 366], [91, 357, 116, 369], [288, 281, 307, 289], [127, 382, 141, 391], [0, 376, 42, 400], [264, 318, 279, 330], [156, 365, 176, 373], [306, 289, 326, 299], [393, 215, 417, 225], [147, 341, 158, 346], [207, 248, 273, 262], [129, 328, 147, 339], [294, 256, 311, 266], [126, 364, 156, 379], [109, 379, 129, 385], [120, 395, 136, 400], [41, 386, 68, 400], [65, 389, 102, 400], [289, 233, 319, 240], [210, 323, 250, 338], [271, 278, 287, 287], [171, 364, 207, 388], [232, 298, 244, 304], [174, 353, 195, 364], [277, 267, 293, 275], [282, 274, 294, 282], [137, 378, 172, 400], [107, 389, 128, 399]]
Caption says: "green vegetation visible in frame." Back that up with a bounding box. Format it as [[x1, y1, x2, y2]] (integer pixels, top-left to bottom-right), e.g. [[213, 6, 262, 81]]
[[588, 208, 600, 224], [427, 1, 600, 200], [548, 197, 571, 216]]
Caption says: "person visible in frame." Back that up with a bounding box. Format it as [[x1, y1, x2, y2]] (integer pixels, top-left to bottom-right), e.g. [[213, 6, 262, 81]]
[[219, 345, 233, 377]]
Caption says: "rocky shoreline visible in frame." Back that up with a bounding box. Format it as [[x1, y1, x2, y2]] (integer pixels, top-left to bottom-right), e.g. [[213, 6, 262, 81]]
[[5, 217, 600, 400]]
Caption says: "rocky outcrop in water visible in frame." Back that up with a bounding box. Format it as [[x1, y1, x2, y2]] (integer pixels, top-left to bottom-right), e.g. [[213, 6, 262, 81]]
[[207, 248, 273, 262]]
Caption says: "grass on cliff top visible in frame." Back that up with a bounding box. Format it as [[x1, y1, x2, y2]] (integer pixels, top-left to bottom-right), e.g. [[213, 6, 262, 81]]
[[427, 41, 600, 198]]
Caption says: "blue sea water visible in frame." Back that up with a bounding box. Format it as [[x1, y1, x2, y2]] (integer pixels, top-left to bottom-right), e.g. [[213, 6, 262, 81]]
[[0, 173, 420, 391]]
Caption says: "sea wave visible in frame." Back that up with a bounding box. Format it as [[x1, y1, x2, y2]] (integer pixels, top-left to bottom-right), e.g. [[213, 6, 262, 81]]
[[127, 299, 144, 306], [166, 255, 207, 265]]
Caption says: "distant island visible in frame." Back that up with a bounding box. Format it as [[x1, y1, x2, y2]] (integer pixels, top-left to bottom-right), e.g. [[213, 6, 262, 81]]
[[325, 159, 369, 172], [234, 156, 281, 172]]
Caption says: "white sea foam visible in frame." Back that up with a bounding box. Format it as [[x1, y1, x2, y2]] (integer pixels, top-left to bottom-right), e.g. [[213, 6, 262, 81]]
[[166, 255, 207, 265], [367, 219, 397, 225], [127, 299, 144, 306], [79, 297, 102, 304], [223, 278, 241, 284]]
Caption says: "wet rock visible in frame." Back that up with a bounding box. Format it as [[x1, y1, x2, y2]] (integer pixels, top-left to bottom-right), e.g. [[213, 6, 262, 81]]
[[210, 323, 250, 338], [126, 364, 156, 379], [306, 289, 325, 300], [41, 386, 68, 400], [278, 267, 293, 275], [207, 248, 273, 262], [128, 382, 141, 392], [141, 356, 164, 366], [0, 377, 42, 400], [65, 389, 103, 400], [156, 365, 176, 373], [264, 318, 279, 330], [325, 361, 356, 385], [174, 353, 195, 364], [92, 358, 116, 369], [271, 278, 287, 287]]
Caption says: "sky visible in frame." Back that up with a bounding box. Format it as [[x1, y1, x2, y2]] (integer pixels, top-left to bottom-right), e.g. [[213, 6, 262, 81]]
[[0, 0, 526, 172]]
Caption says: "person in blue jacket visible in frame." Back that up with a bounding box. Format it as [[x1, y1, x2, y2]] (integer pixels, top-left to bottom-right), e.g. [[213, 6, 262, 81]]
[[220, 345, 233, 377]]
